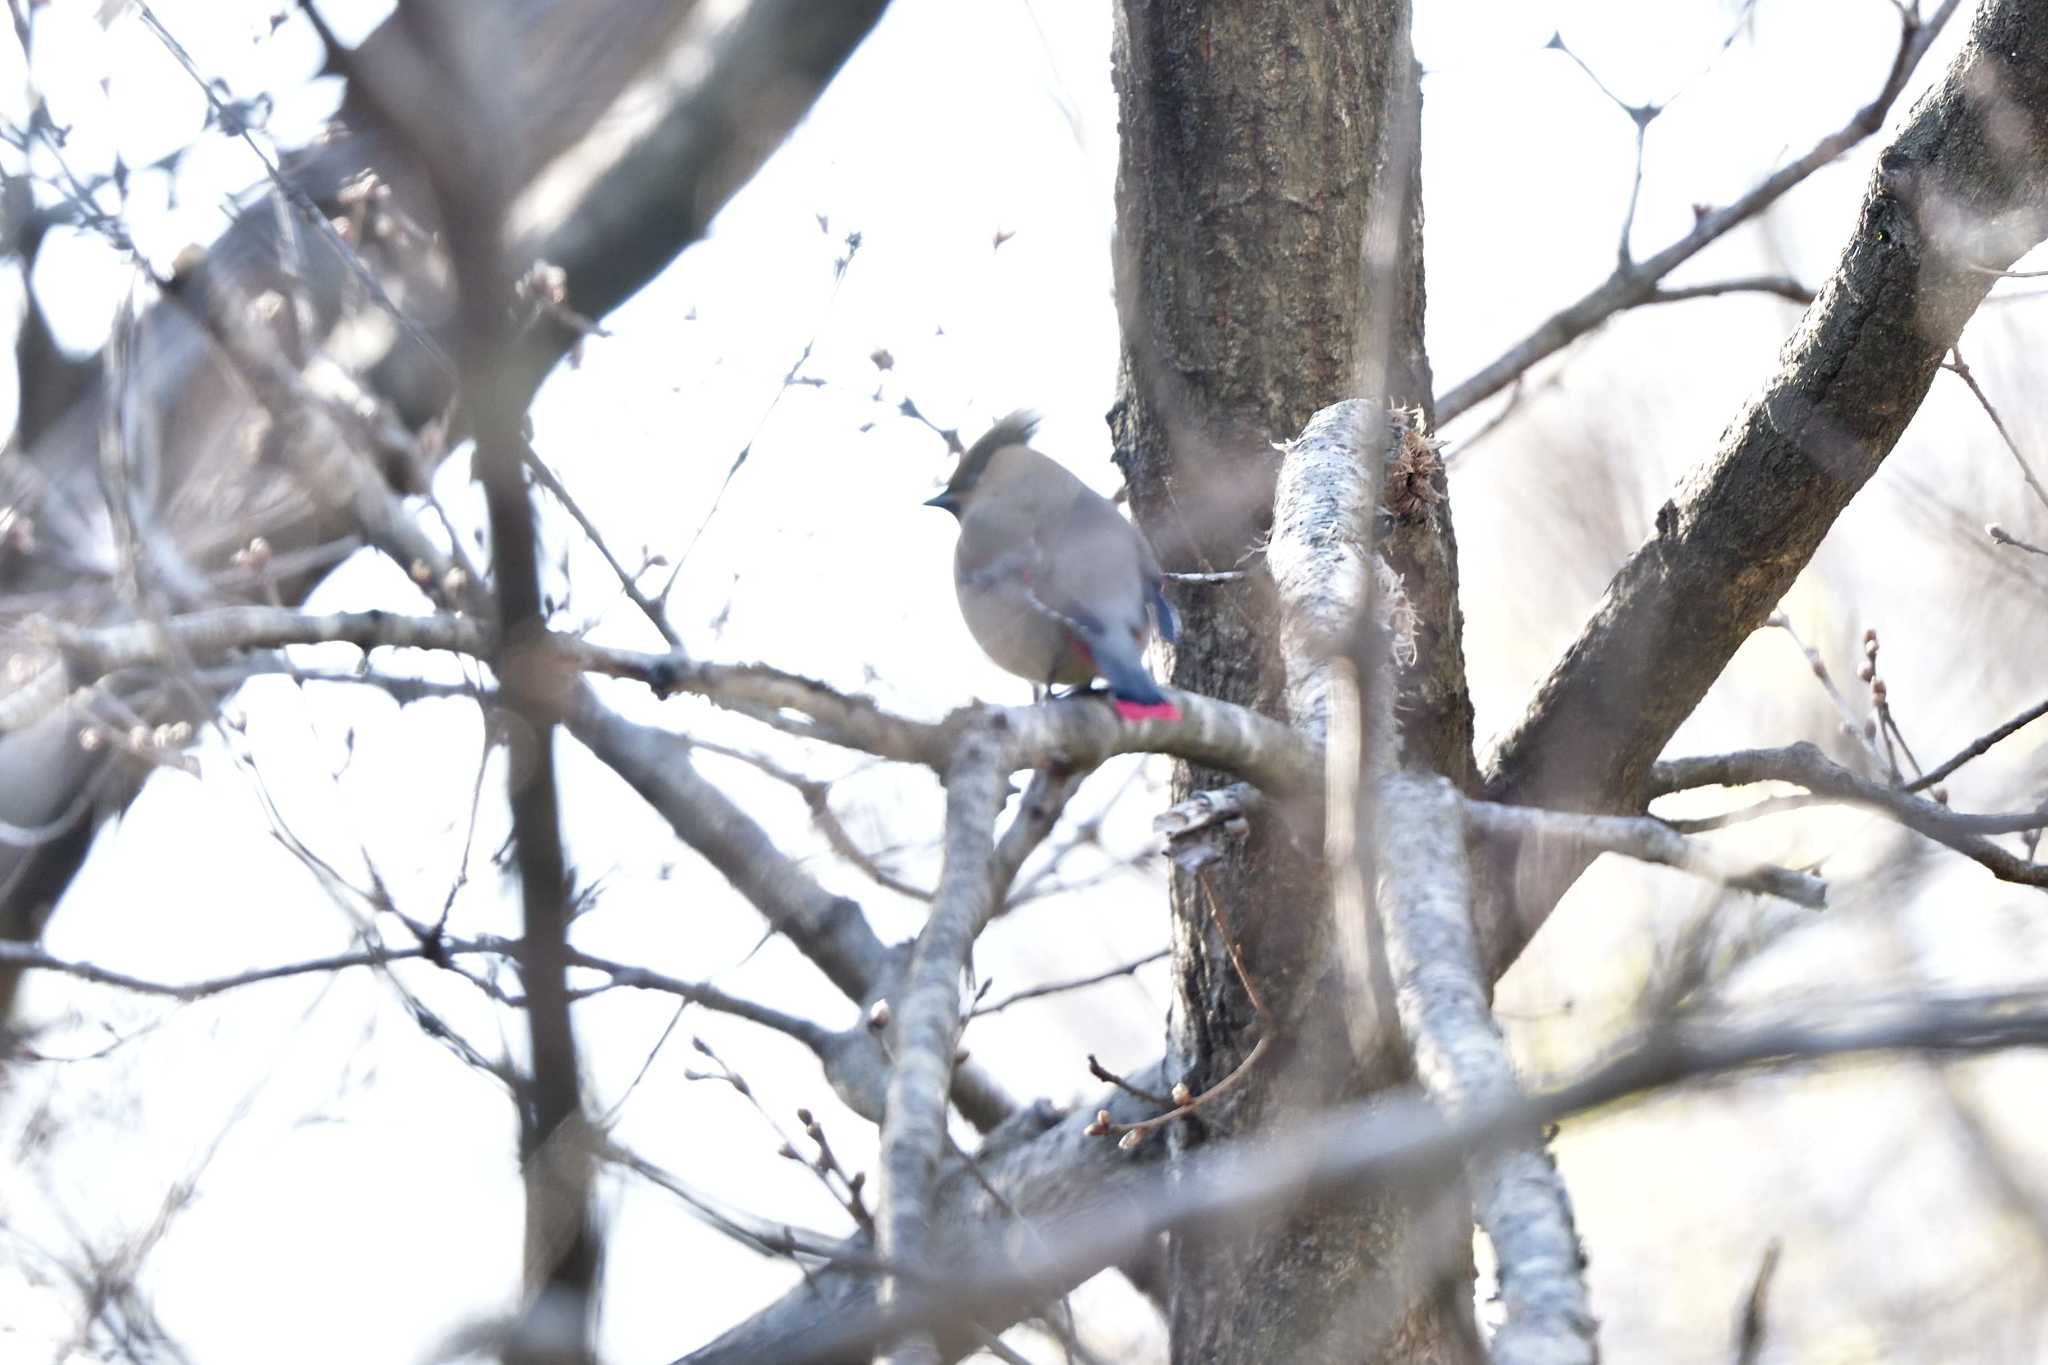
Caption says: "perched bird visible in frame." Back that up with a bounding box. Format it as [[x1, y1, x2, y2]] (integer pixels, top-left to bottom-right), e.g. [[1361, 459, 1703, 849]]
[[924, 412, 1181, 721]]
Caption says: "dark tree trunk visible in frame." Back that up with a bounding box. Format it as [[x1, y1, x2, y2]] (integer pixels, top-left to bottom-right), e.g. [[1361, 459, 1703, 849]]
[[1110, 2, 1478, 1360]]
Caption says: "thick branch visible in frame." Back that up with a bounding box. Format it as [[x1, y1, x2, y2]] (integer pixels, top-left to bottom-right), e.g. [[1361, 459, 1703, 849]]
[[1269, 400, 1392, 751], [874, 729, 1008, 1365], [1484, 0, 2048, 969], [503, 0, 892, 404], [1377, 774, 1596, 1365]]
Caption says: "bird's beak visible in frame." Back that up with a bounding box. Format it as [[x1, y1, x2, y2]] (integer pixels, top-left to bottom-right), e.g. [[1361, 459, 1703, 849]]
[[923, 489, 958, 513]]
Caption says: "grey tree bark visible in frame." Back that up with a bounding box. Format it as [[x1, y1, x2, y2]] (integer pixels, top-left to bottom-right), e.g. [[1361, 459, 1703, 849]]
[[1110, 1, 1479, 1360]]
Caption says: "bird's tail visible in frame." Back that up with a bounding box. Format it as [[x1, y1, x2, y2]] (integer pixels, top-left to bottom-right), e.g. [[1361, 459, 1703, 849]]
[[1084, 633, 1182, 723]]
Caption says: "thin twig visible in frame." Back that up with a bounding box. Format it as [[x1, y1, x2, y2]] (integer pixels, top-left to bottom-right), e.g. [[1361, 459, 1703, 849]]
[[522, 439, 680, 647], [1096, 870, 1273, 1149], [1084, 1055, 1175, 1110], [1643, 275, 1813, 305], [1732, 1239, 1781, 1365], [970, 950, 1169, 1017], [1989, 523, 2048, 558], [1944, 349, 2048, 518], [1908, 694, 2048, 792]]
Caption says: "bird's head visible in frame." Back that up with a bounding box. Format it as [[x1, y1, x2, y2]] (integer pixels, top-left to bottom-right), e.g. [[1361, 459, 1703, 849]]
[[923, 409, 1041, 519]]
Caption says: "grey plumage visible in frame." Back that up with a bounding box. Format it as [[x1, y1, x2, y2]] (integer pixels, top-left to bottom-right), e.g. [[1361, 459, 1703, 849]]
[[925, 412, 1180, 719]]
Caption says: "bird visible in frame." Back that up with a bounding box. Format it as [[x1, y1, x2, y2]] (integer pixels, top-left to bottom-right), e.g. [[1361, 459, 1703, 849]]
[[924, 411, 1181, 721]]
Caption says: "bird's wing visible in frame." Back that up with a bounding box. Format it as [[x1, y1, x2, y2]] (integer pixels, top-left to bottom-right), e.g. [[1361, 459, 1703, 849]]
[[1035, 489, 1148, 639]]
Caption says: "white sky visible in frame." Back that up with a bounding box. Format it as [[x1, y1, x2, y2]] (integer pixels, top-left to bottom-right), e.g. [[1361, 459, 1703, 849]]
[[7, 1, 2046, 1362]]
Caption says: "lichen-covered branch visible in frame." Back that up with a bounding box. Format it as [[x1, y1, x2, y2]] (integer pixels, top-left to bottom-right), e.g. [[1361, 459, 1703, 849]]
[[1376, 773, 1597, 1365], [874, 728, 1009, 1365], [1268, 400, 1393, 752]]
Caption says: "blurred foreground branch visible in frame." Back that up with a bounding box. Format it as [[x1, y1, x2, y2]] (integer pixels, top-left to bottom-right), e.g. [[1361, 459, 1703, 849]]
[[741, 986, 2048, 1364]]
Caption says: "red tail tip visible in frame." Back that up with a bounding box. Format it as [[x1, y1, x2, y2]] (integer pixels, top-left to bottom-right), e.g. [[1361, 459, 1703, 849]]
[[1114, 698, 1182, 723]]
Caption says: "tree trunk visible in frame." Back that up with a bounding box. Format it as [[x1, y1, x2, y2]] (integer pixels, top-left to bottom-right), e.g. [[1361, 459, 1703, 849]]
[[1110, 1, 1478, 1360]]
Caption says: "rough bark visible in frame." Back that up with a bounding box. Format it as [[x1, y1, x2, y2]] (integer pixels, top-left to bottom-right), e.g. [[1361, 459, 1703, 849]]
[[1482, 0, 2048, 976], [1111, 1, 1476, 1360]]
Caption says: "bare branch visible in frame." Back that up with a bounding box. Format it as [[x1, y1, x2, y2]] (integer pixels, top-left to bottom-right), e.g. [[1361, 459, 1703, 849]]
[[1268, 401, 1395, 753], [560, 949, 833, 1051], [1438, 0, 1964, 424], [993, 767, 1084, 895], [521, 439, 679, 647], [1642, 275, 1814, 306], [1463, 798, 1827, 908], [1988, 522, 2048, 557], [24, 606, 1318, 792], [1650, 742, 2048, 887], [341, 8, 598, 1334], [1732, 1240, 1782, 1365], [162, 241, 479, 612], [1152, 781, 1265, 842], [684, 736, 934, 901], [1270, 402, 1402, 1066], [0, 939, 434, 999], [502, 0, 895, 405], [678, 1071, 1171, 1364]]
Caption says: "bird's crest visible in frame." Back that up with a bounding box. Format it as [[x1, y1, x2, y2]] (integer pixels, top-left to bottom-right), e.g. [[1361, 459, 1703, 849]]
[[951, 409, 1041, 494]]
